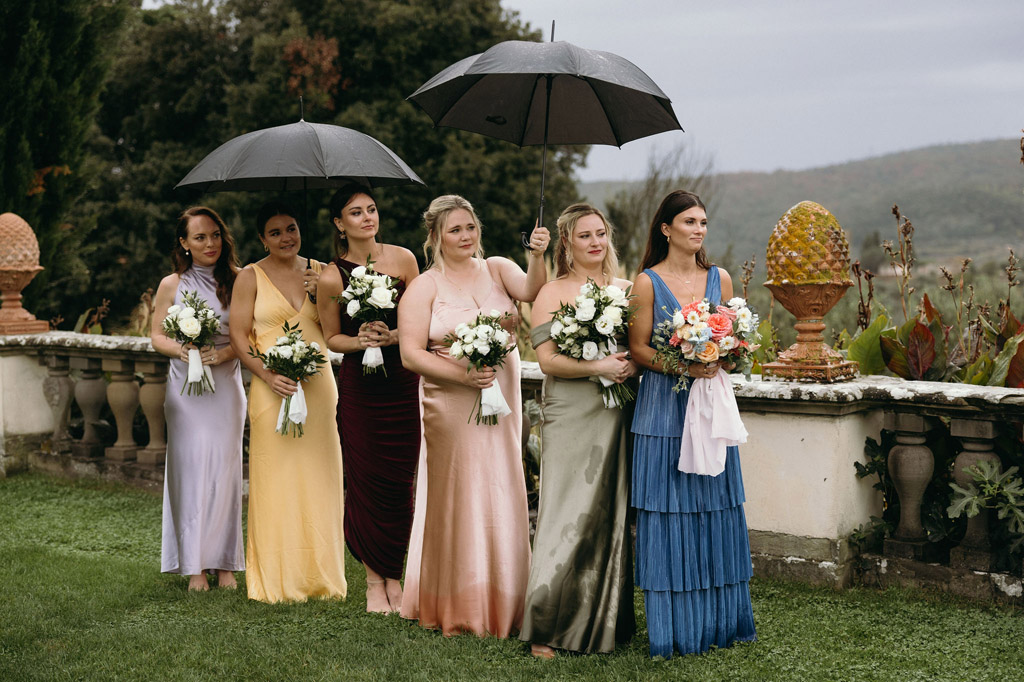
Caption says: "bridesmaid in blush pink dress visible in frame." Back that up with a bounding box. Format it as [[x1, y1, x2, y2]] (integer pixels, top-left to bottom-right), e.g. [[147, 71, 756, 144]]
[[398, 195, 550, 637]]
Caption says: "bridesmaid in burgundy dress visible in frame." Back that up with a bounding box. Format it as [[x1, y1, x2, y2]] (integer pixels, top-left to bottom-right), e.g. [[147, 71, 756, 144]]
[[317, 184, 421, 614]]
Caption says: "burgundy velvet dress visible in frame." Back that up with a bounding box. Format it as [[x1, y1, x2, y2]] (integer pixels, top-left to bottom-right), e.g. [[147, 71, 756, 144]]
[[334, 257, 421, 580]]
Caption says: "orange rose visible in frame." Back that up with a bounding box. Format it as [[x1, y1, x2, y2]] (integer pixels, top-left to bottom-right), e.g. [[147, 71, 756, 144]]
[[695, 340, 720, 364], [707, 313, 733, 340]]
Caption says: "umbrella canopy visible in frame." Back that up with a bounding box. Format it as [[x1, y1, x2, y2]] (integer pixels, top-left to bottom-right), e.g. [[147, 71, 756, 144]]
[[175, 120, 424, 192], [408, 40, 682, 148]]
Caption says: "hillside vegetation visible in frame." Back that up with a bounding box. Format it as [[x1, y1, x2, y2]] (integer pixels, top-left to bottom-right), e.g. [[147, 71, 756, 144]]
[[582, 139, 1023, 271]]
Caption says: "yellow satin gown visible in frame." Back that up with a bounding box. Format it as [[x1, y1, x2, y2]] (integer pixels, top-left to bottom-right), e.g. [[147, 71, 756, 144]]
[[245, 262, 347, 603]]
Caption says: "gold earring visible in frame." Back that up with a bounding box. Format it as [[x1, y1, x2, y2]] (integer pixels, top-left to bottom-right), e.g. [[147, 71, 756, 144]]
[[339, 231, 347, 240], [666, 235, 671, 243], [263, 243, 269, 253]]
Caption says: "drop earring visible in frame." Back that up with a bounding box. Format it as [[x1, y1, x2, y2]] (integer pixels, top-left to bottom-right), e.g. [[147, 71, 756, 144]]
[[263, 243, 269, 253]]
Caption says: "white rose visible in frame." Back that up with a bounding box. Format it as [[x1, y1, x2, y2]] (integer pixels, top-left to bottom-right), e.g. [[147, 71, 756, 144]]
[[727, 297, 746, 308], [310, 342, 320, 352], [475, 324, 494, 339], [346, 299, 361, 317], [549, 320, 564, 337], [350, 265, 367, 278], [341, 290, 354, 301], [672, 310, 686, 328], [473, 338, 491, 356], [564, 322, 579, 335], [605, 284, 625, 300], [461, 329, 477, 343], [576, 299, 597, 322], [489, 309, 502, 318], [580, 281, 597, 296], [581, 341, 600, 360], [368, 287, 394, 309], [293, 340, 307, 352], [178, 317, 202, 338], [603, 306, 623, 324], [277, 336, 290, 345], [449, 340, 464, 358], [454, 323, 471, 337], [594, 317, 615, 336], [266, 346, 280, 357], [178, 307, 196, 320], [371, 275, 389, 288], [166, 304, 181, 317], [277, 345, 293, 359], [201, 308, 214, 319], [493, 328, 510, 346]]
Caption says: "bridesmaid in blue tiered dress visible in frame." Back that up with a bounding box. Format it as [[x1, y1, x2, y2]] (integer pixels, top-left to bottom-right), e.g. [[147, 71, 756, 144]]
[[627, 190, 756, 658]]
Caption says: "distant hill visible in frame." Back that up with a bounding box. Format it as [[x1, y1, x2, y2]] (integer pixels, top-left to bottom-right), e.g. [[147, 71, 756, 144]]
[[580, 139, 1023, 270]]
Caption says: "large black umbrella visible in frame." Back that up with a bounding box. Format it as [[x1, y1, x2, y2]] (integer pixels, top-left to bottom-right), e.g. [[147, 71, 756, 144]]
[[176, 117, 424, 300], [408, 35, 682, 241]]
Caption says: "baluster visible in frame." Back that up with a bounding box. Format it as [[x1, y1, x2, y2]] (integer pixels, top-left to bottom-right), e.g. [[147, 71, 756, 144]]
[[950, 418, 1000, 571], [135, 359, 168, 465], [883, 412, 940, 561], [41, 354, 73, 451], [70, 356, 106, 458], [103, 358, 139, 461]]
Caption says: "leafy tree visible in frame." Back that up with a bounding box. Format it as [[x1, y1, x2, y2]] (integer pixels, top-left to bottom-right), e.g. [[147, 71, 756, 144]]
[[69, 0, 584, 326], [0, 0, 131, 322]]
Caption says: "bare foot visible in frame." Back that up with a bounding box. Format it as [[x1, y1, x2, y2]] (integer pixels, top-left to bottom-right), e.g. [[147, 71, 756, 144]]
[[216, 570, 237, 589], [187, 574, 209, 592], [366, 579, 389, 614], [531, 644, 556, 659], [384, 578, 403, 613]]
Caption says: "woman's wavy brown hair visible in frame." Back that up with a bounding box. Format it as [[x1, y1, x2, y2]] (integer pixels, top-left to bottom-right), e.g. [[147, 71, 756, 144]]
[[171, 206, 239, 307]]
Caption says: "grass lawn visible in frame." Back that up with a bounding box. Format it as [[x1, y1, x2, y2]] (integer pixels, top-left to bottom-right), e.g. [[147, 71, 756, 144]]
[[1, 473, 1022, 681]]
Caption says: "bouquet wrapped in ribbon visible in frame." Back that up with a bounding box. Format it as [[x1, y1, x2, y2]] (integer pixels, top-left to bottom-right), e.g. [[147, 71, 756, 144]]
[[337, 261, 399, 375], [653, 297, 760, 476], [162, 291, 221, 395], [445, 310, 517, 425], [549, 279, 636, 408], [249, 321, 326, 437]]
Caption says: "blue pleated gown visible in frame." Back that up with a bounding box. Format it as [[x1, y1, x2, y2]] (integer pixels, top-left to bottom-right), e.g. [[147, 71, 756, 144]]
[[631, 267, 756, 659]]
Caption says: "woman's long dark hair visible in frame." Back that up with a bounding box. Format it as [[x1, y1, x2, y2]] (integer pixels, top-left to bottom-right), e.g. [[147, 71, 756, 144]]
[[639, 190, 712, 273], [172, 206, 238, 307], [328, 183, 377, 257]]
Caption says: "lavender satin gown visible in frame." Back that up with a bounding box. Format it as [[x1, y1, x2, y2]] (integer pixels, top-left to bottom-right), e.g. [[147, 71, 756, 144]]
[[160, 263, 246, 575]]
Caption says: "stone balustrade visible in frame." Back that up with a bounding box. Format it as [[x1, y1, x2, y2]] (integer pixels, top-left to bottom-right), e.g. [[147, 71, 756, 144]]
[[2, 332, 1022, 599]]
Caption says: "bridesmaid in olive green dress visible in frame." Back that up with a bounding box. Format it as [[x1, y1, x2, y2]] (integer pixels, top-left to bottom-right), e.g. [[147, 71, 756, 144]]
[[520, 203, 638, 657]]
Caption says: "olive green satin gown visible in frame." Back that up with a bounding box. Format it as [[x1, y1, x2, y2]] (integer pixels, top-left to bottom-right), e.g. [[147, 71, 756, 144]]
[[519, 322, 636, 653]]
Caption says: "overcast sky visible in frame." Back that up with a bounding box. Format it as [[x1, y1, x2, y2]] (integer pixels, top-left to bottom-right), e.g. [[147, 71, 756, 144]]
[[141, 0, 1024, 182], [505, 0, 1024, 181]]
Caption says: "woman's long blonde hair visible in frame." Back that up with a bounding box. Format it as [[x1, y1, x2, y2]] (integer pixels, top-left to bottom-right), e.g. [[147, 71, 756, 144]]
[[554, 203, 620, 279], [422, 194, 485, 272]]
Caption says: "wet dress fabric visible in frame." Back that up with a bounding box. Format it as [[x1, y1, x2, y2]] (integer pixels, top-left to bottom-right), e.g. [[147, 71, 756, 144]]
[[518, 321, 635, 653], [332, 257, 420, 580], [245, 262, 347, 603], [400, 264, 530, 637], [161, 263, 245, 576], [631, 266, 756, 658]]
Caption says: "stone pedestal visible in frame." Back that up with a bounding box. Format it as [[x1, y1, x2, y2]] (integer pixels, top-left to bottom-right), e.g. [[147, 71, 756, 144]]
[[949, 418, 1000, 571], [883, 411, 942, 562], [136, 359, 167, 465], [70, 356, 106, 459], [103, 358, 139, 461], [42, 354, 73, 450]]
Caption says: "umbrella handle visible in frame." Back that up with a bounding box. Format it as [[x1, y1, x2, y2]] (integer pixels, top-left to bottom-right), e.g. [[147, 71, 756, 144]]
[[306, 257, 317, 304]]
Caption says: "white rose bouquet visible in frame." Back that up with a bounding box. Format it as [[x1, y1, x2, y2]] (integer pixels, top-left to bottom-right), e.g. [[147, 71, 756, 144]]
[[336, 260, 399, 375], [444, 310, 517, 425], [248, 321, 327, 437], [161, 290, 221, 395], [548, 279, 636, 408], [652, 296, 760, 476]]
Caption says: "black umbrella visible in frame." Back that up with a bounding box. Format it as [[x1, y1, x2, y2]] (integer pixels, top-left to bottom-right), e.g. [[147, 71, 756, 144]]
[[176, 116, 425, 300], [408, 30, 682, 243]]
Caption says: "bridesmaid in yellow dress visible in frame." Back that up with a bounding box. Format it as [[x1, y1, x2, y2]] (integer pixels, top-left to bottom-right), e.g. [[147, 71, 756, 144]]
[[229, 201, 347, 603], [398, 195, 549, 637]]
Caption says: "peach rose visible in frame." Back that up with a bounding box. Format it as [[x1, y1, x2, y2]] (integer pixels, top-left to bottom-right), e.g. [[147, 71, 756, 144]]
[[695, 340, 720, 364], [707, 313, 733, 340]]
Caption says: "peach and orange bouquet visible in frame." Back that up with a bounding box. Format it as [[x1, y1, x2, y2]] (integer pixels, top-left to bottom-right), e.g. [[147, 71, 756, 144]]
[[652, 297, 760, 392]]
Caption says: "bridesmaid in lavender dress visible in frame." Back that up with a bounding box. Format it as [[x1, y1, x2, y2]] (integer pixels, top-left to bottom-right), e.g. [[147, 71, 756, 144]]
[[152, 206, 246, 592]]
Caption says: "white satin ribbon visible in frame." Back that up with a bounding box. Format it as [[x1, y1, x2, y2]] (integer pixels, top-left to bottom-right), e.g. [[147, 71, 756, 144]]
[[362, 346, 384, 370], [276, 382, 308, 431], [185, 347, 216, 392], [677, 371, 748, 476], [480, 383, 512, 419]]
